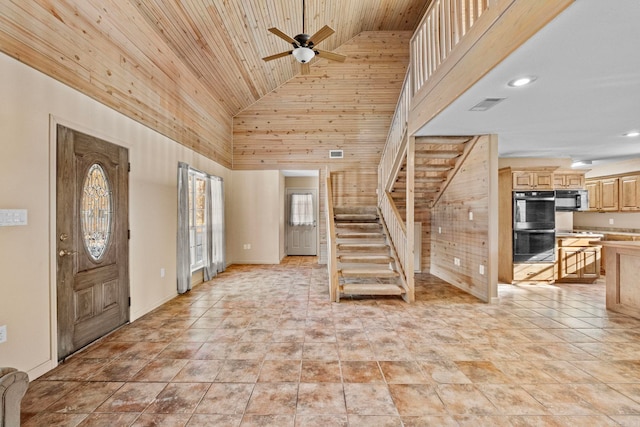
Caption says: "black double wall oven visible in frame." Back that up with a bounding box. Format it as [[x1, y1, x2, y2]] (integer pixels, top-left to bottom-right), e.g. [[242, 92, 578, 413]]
[[513, 191, 555, 263]]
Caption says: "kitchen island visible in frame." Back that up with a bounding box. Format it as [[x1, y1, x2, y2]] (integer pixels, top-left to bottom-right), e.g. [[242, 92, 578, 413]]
[[597, 240, 640, 320]]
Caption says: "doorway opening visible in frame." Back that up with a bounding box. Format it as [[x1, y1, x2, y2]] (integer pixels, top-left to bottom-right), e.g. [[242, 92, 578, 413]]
[[283, 171, 319, 256]]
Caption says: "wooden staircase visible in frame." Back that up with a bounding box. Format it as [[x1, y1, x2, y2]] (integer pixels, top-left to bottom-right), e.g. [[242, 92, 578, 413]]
[[390, 136, 475, 215], [333, 206, 406, 300]]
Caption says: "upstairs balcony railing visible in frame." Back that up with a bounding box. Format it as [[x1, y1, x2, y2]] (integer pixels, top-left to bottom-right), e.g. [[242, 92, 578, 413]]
[[411, 0, 490, 95]]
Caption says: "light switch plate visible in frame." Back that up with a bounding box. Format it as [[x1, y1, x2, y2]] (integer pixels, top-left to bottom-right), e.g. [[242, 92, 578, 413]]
[[0, 209, 28, 226]]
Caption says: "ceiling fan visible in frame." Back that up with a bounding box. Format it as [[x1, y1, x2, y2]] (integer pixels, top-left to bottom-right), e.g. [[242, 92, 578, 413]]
[[262, 0, 346, 75]]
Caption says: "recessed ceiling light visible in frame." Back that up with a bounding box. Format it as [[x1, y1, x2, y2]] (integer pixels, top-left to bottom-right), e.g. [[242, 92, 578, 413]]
[[623, 130, 640, 137], [507, 76, 537, 87], [571, 160, 593, 168]]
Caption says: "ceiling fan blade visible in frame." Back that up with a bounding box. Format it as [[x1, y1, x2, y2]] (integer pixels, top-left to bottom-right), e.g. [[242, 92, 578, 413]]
[[268, 27, 299, 45], [315, 49, 347, 62], [308, 25, 335, 46], [262, 51, 293, 62], [300, 63, 310, 75]]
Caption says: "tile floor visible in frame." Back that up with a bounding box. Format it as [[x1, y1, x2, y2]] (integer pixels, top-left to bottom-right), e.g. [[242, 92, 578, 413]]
[[21, 256, 640, 426]]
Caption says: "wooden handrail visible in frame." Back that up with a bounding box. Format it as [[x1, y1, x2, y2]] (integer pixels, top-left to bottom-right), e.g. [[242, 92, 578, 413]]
[[377, 206, 409, 296], [411, 0, 491, 95], [325, 168, 339, 302], [379, 70, 411, 200]]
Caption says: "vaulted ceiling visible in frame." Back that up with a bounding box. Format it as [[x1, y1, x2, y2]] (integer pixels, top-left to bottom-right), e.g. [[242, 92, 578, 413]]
[[0, 1, 430, 168], [131, 0, 431, 113]]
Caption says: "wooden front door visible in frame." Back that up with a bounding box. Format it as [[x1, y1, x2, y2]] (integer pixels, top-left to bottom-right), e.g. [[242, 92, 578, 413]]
[[56, 125, 129, 361]]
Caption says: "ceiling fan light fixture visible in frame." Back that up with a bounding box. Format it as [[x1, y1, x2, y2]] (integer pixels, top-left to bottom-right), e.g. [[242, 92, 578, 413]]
[[623, 130, 640, 138], [292, 47, 315, 63]]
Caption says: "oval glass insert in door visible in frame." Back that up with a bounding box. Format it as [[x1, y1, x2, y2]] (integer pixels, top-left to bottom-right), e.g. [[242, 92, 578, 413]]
[[81, 163, 113, 261]]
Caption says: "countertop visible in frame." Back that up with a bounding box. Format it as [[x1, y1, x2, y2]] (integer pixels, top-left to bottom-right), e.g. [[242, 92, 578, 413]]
[[556, 231, 604, 238], [596, 240, 640, 249]]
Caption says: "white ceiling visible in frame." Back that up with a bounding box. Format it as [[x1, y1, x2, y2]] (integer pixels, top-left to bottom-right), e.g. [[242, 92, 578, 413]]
[[416, 0, 640, 168]]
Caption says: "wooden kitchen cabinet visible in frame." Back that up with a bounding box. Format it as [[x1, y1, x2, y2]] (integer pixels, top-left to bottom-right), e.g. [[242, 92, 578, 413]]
[[553, 172, 585, 189], [586, 180, 601, 211], [512, 171, 554, 190], [556, 237, 601, 283], [513, 262, 555, 283], [599, 233, 640, 275], [586, 178, 619, 211], [620, 174, 640, 211]]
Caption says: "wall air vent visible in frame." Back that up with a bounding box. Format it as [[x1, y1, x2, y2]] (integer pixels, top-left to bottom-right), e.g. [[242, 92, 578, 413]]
[[329, 150, 344, 159], [469, 98, 506, 111]]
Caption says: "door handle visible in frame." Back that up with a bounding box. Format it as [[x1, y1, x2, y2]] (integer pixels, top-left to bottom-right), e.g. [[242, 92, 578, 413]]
[[59, 249, 78, 257]]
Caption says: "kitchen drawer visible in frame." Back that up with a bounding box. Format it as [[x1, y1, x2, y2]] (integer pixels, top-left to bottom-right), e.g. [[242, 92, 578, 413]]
[[513, 263, 555, 282], [557, 237, 601, 247]]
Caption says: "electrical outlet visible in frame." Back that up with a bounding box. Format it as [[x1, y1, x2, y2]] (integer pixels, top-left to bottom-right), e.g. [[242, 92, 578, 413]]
[[243, 244, 251, 250], [609, 218, 614, 225], [454, 257, 460, 266], [0, 325, 7, 343], [438, 227, 442, 234], [469, 211, 474, 221], [479, 265, 485, 275], [160, 268, 165, 278]]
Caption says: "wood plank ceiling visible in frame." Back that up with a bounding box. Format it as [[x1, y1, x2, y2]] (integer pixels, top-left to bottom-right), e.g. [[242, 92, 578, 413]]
[[0, 0, 431, 168], [132, 0, 431, 111]]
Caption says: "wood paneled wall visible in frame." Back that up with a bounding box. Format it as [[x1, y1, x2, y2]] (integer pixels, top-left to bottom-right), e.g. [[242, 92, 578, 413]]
[[416, 209, 432, 272], [429, 135, 495, 302], [0, 1, 233, 167], [233, 31, 411, 205]]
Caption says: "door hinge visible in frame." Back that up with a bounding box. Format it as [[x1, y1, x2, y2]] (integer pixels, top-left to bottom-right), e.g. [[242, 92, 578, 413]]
[[128, 229, 131, 240], [128, 297, 131, 307], [128, 162, 131, 172]]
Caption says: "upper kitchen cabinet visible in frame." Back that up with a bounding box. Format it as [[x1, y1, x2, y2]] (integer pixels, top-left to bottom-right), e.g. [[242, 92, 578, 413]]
[[553, 172, 585, 189], [620, 174, 640, 211], [586, 177, 619, 212], [512, 169, 554, 190]]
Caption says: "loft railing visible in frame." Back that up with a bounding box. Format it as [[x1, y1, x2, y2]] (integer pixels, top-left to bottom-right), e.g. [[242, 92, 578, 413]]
[[411, 0, 490, 95], [379, 69, 410, 194], [325, 169, 339, 301]]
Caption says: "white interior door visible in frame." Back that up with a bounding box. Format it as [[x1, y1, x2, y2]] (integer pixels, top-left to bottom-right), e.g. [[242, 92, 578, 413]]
[[286, 188, 317, 256]]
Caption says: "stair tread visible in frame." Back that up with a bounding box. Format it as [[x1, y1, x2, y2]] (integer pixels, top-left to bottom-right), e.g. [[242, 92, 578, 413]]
[[337, 232, 384, 238], [340, 268, 399, 277], [338, 242, 387, 247], [341, 283, 405, 295], [338, 255, 393, 263], [337, 243, 389, 253], [335, 214, 378, 221]]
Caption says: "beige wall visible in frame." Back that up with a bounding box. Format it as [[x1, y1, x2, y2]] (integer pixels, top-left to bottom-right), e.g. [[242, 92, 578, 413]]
[[228, 170, 282, 264], [280, 173, 287, 261], [0, 52, 232, 379], [285, 177, 318, 188]]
